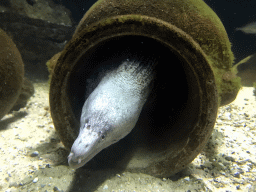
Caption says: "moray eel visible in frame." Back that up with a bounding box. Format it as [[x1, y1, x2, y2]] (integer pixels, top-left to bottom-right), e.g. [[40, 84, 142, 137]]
[[68, 56, 157, 169]]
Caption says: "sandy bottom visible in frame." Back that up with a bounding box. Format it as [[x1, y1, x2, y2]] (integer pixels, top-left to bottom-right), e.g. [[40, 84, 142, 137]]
[[0, 79, 256, 192]]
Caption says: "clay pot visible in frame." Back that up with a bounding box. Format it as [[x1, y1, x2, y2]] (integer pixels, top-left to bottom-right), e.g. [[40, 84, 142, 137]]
[[0, 29, 24, 119], [49, 0, 240, 177]]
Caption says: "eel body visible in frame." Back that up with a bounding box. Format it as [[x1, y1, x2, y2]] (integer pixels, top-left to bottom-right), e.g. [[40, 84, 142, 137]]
[[68, 56, 156, 169]]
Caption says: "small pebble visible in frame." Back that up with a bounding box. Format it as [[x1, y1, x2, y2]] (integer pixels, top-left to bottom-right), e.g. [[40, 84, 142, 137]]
[[30, 151, 39, 157], [184, 176, 190, 181], [39, 165, 45, 169], [103, 184, 108, 190], [233, 172, 240, 178], [53, 186, 61, 191], [50, 138, 58, 143], [7, 172, 12, 177], [33, 177, 38, 183], [224, 156, 235, 162]]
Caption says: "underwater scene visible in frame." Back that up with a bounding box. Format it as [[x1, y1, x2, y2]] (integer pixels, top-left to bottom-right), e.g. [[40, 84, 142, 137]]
[[0, 0, 256, 191]]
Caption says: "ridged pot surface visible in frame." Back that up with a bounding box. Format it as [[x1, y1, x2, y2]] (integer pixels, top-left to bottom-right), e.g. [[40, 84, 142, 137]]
[[0, 29, 24, 119]]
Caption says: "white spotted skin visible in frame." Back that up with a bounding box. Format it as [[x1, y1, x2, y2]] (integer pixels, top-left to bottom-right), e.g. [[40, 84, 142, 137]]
[[68, 59, 155, 169]]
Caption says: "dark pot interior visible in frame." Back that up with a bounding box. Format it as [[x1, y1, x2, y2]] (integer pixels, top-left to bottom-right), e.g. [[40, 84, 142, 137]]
[[66, 35, 201, 172]]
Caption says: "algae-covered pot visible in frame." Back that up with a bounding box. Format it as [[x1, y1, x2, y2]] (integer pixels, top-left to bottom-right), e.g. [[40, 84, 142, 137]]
[[0, 28, 24, 119], [49, 0, 240, 177]]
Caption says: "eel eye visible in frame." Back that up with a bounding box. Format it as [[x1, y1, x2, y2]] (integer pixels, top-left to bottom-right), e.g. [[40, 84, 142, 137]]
[[101, 135, 105, 140]]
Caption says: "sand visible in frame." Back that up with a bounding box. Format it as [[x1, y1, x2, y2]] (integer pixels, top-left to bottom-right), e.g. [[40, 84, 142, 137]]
[[0, 79, 256, 192]]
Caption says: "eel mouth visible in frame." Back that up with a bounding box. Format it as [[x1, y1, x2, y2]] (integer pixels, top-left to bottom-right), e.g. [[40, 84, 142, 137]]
[[68, 152, 85, 169], [68, 152, 88, 169], [67, 147, 102, 169]]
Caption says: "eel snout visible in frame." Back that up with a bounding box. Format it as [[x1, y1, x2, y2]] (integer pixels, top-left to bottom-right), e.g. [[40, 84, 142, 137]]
[[67, 152, 84, 169], [67, 127, 105, 169]]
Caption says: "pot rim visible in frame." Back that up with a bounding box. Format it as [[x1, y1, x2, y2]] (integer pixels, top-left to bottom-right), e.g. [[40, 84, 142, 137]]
[[50, 14, 218, 176]]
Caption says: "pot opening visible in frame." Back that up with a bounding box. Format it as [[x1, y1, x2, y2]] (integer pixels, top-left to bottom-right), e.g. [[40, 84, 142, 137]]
[[67, 35, 201, 169]]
